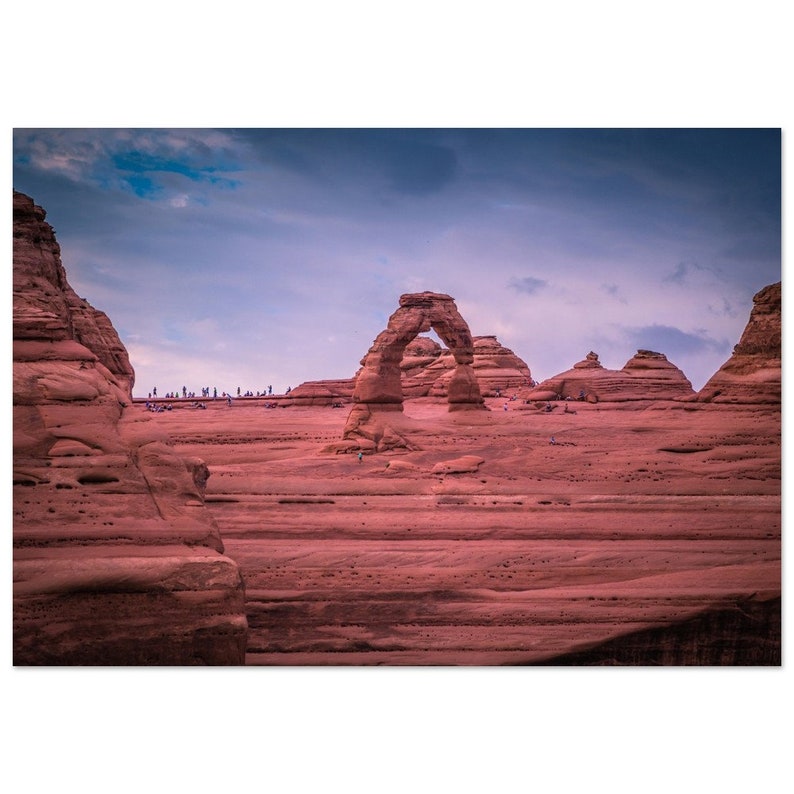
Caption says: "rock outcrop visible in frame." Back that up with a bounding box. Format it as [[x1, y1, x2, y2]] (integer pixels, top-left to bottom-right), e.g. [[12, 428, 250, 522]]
[[13, 191, 135, 397], [351, 292, 485, 410], [341, 292, 485, 451], [284, 378, 355, 407], [13, 190, 248, 665], [695, 282, 781, 404], [405, 335, 532, 398], [290, 335, 530, 408], [527, 350, 694, 403]]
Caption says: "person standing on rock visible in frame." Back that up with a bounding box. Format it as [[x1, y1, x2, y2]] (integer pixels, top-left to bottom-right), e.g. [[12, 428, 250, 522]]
[[358, 452, 363, 463]]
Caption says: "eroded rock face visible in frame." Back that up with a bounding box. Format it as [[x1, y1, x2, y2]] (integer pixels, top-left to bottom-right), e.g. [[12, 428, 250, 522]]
[[13, 191, 247, 665], [695, 282, 781, 404], [527, 350, 694, 403], [342, 292, 485, 450], [13, 191, 135, 397]]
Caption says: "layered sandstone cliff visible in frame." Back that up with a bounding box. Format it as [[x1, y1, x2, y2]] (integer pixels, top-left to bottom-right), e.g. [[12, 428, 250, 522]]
[[527, 350, 694, 403], [13, 191, 135, 397], [695, 282, 781, 404], [13, 190, 248, 665]]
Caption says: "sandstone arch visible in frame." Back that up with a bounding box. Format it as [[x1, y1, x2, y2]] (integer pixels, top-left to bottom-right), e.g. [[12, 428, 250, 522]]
[[342, 292, 484, 450]]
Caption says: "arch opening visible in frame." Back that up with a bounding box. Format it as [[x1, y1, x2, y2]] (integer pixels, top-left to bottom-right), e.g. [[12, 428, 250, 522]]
[[342, 292, 484, 451]]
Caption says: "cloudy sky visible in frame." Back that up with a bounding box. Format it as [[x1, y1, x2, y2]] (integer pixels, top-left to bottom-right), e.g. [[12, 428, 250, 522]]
[[13, 128, 780, 396]]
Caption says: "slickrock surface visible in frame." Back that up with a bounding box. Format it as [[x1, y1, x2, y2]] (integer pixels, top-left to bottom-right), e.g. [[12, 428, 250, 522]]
[[12, 191, 247, 665], [695, 282, 781, 404], [11, 189, 780, 666], [158, 394, 779, 665], [527, 350, 694, 403], [161, 283, 777, 665]]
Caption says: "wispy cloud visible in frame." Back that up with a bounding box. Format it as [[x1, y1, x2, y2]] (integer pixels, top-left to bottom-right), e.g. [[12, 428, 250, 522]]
[[600, 282, 627, 303], [508, 276, 548, 295], [663, 260, 722, 286], [14, 128, 241, 202], [622, 323, 729, 357], [707, 297, 738, 318]]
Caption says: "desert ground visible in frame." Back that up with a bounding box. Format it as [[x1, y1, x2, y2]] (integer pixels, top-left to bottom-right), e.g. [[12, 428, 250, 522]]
[[140, 394, 781, 665]]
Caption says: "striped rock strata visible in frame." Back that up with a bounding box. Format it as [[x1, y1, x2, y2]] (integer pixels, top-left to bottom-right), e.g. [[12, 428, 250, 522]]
[[527, 350, 694, 403]]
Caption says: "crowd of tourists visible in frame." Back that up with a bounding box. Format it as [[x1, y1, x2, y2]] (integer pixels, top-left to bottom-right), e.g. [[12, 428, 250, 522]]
[[146, 384, 289, 400]]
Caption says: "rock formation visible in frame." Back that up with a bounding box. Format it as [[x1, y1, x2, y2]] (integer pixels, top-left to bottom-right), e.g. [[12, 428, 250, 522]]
[[13, 191, 135, 397], [400, 336, 446, 397], [289, 334, 531, 407], [352, 292, 485, 410], [13, 190, 248, 665], [526, 350, 694, 403], [695, 282, 781, 404], [341, 292, 485, 450], [406, 335, 532, 398], [284, 378, 355, 407]]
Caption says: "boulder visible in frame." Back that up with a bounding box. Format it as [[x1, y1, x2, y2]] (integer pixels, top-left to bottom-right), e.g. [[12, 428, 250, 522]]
[[431, 455, 485, 475]]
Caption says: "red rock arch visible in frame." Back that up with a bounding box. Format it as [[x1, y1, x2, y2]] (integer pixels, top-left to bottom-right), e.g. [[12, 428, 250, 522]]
[[342, 292, 484, 449], [351, 292, 484, 409]]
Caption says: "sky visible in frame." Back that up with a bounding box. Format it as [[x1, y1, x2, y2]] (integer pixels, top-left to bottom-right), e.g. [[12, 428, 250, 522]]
[[12, 127, 781, 396]]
